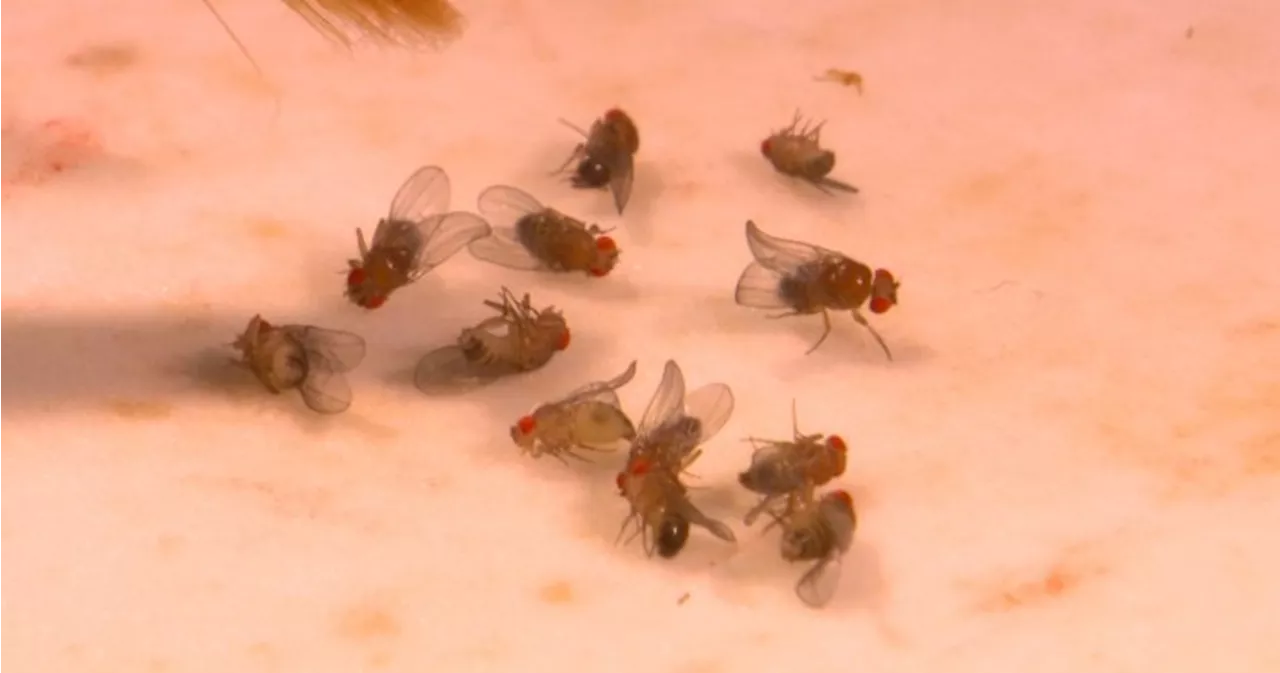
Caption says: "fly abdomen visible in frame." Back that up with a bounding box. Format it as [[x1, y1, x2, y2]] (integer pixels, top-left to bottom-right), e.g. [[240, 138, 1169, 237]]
[[804, 150, 836, 179], [778, 263, 827, 314], [514, 213, 545, 251], [781, 524, 832, 562]]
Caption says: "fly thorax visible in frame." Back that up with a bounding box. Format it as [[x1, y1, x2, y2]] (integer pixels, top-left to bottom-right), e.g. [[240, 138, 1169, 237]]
[[263, 336, 307, 391], [825, 258, 873, 310]]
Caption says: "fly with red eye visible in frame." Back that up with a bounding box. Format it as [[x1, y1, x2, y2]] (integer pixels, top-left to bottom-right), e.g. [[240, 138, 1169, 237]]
[[739, 400, 850, 527], [508, 360, 639, 463], [734, 220, 900, 359], [759, 110, 858, 195], [468, 184, 622, 278], [344, 165, 491, 310]]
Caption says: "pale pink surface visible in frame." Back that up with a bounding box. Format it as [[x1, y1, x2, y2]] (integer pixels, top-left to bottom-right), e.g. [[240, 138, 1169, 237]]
[[3, 0, 1279, 671]]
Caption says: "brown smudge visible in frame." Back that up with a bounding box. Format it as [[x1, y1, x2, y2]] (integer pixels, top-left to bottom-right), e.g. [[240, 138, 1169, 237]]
[[103, 397, 174, 420], [971, 558, 1106, 614], [65, 43, 141, 76], [537, 579, 575, 604], [677, 591, 691, 605], [815, 68, 864, 94], [335, 601, 401, 641]]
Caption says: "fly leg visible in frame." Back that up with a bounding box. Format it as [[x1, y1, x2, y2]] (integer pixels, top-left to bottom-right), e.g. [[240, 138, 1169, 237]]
[[804, 310, 834, 355], [817, 177, 859, 194], [851, 310, 893, 361]]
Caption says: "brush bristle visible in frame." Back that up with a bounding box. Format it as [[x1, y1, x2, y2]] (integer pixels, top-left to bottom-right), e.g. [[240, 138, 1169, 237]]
[[282, 0, 465, 47]]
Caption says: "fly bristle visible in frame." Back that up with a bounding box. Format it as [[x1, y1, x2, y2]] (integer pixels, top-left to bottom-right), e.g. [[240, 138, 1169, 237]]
[[281, 0, 465, 47]]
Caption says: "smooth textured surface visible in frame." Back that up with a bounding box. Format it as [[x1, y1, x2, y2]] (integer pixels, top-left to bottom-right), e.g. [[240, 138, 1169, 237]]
[[3, 1, 1279, 671]]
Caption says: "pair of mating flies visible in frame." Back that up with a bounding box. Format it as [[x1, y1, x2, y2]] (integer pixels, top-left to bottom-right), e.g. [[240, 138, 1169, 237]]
[[509, 359, 856, 608]]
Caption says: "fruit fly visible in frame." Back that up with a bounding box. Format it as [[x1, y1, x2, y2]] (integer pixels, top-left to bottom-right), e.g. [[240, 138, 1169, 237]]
[[346, 165, 491, 309], [763, 489, 857, 608], [552, 108, 640, 214], [615, 360, 737, 558], [760, 110, 858, 194], [733, 220, 900, 359], [468, 184, 620, 277], [739, 401, 848, 526], [511, 361, 638, 463], [413, 287, 570, 392], [232, 314, 367, 414]]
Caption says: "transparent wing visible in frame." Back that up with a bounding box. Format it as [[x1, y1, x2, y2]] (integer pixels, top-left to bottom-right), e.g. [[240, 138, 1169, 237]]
[[733, 261, 789, 310], [283, 326, 367, 373], [389, 165, 451, 221], [416, 211, 492, 274], [795, 555, 844, 608], [608, 152, 635, 215], [744, 220, 824, 274], [477, 184, 544, 229], [676, 497, 737, 543], [297, 348, 355, 414], [682, 383, 734, 444], [637, 360, 686, 436], [414, 345, 494, 394], [468, 227, 548, 271], [555, 360, 638, 407]]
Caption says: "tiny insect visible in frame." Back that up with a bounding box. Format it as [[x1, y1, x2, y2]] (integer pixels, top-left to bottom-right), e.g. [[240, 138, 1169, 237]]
[[552, 108, 640, 214], [739, 401, 848, 526], [468, 184, 620, 277], [346, 165, 491, 309], [763, 489, 857, 608], [734, 220, 900, 359], [232, 314, 367, 414], [615, 360, 737, 558], [510, 360, 639, 463], [760, 110, 858, 194], [414, 287, 570, 392]]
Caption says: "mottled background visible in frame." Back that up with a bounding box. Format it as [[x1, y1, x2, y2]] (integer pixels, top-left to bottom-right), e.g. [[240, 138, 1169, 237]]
[[3, 0, 1278, 671]]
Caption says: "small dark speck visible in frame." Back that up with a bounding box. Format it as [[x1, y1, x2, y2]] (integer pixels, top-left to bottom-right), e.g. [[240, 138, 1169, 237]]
[[1185, 26, 1195, 39], [677, 592, 691, 605]]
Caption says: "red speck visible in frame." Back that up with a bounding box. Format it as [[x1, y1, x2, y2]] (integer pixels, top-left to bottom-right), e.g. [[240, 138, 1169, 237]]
[[596, 236, 616, 251], [363, 295, 387, 310], [347, 267, 366, 286], [869, 296, 893, 314], [828, 435, 847, 453], [516, 416, 536, 435], [615, 472, 628, 492], [831, 490, 854, 511], [589, 266, 610, 278], [555, 328, 571, 351], [760, 139, 772, 156], [629, 458, 651, 475]]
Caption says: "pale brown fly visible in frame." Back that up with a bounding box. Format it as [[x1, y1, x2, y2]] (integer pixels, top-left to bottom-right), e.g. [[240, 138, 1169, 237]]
[[510, 360, 639, 463], [760, 110, 858, 194], [733, 220, 901, 359], [552, 108, 640, 214], [762, 489, 857, 608], [739, 401, 848, 526], [468, 184, 620, 278], [232, 314, 367, 414], [346, 165, 491, 309], [615, 360, 736, 558], [413, 287, 570, 392]]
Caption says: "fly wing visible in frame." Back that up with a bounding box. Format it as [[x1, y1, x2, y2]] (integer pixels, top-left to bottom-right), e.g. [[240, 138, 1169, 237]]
[[296, 346, 356, 414], [675, 497, 737, 543], [389, 165, 451, 221], [414, 345, 496, 394], [681, 383, 735, 444], [607, 151, 635, 215], [286, 326, 367, 373], [637, 360, 686, 437], [795, 555, 844, 608], [555, 360, 638, 407], [468, 227, 548, 271], [744, 220, 824, 274], [734, 261, 790, 310], [413, 211, 492, 276], [477, 184, 544, 229]]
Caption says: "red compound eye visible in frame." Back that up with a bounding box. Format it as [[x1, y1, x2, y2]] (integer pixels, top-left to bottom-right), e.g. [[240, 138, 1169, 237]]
[[831, 490, 854, 511], [596, 236, 616, 251], [516, 415, 536, 435], [363, 294, 387, 310], [869, 296, 893, 314], [347, 267, 366, 286], [828, 435, 847, 453], [615, 472, 628, 491], [555, 328, 571, 351], [760, 139, 772, 155]]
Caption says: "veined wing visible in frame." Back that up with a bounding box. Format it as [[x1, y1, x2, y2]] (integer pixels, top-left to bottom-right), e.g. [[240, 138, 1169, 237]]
[[744, 220, 829, 274], [468, 226, 548, 272], [388, 165, 451, 221], [477, 184, 544, 230]]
